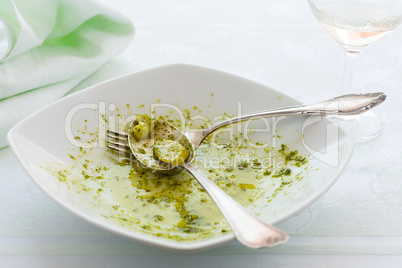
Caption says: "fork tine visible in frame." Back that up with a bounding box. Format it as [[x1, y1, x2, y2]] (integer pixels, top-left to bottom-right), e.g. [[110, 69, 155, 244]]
[[107, 129, 129, 140], [106, 141, 131, 153], [106, 143, 126, 153], [107, 131, 129, 145], [106, 139, 130, 149]]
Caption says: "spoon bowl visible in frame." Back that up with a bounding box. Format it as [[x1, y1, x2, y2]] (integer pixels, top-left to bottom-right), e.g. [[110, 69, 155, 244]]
[[126, 118, 195, 173]]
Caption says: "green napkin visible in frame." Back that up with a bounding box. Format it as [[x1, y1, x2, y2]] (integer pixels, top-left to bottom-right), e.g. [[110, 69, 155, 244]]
[[0, 0, 134, 148]]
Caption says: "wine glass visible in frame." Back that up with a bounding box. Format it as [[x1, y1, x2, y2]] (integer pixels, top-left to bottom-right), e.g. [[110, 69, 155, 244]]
[[307, 0, 402, 142]]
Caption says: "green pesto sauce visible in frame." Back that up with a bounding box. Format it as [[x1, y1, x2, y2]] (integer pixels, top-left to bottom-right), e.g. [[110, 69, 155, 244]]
[[132, 114, 153, 140], [153, 139, 190, 166], [44, 108, 310, 242]]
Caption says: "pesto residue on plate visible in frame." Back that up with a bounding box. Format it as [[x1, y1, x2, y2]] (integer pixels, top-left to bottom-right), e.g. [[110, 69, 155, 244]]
[[43, 106, 310, 241]]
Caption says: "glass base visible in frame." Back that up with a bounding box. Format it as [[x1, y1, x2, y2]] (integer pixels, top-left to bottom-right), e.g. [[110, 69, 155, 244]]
[[335, 110, 382, 143]]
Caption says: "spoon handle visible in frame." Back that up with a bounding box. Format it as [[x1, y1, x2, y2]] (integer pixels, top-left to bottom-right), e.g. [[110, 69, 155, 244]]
[[189, 92, 386, 148], [185, 164, 289, 248]]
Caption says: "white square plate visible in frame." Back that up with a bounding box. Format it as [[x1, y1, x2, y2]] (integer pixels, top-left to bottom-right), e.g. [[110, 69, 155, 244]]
[[8, 64, 354, 251]]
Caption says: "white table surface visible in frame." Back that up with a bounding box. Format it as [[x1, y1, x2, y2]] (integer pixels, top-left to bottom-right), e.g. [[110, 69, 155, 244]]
[[1, 0, 402, 267]]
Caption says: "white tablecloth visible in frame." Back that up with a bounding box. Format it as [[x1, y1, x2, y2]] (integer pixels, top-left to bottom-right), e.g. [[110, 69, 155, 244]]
[[1, 0, 402, 267]]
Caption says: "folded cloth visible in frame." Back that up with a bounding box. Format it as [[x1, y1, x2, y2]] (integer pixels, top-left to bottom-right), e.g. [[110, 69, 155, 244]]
[[0, 0, 135, 148]]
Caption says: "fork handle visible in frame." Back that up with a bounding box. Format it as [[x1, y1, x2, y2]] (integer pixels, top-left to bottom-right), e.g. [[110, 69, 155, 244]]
[[206, 92, 385, 134], [190, 92, 386, 147]]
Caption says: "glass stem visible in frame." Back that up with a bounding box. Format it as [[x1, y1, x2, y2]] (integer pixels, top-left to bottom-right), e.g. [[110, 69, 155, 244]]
[[342, 51, 359, 95]]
